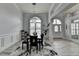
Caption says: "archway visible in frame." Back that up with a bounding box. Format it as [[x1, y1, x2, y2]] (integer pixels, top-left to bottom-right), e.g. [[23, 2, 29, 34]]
[[52, 19, 62, 32]]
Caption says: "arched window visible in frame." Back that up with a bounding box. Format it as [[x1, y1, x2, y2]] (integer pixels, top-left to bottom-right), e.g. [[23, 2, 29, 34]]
[[52, 19, 61, 32], [71, 19, 79, 39], [30, 17, 41, 38]]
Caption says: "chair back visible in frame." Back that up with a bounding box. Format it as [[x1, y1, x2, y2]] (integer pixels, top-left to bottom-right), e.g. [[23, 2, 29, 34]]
[[21, 30, 25, 40]]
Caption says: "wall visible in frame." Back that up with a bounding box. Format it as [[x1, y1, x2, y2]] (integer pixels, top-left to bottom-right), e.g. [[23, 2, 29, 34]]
[[65, 12, 79, 44], [49, 3, 70, 39], [23, 13, 48, 32], [50, 13, 66, 39], [0, 4, 22, 35], [0, 3, 23, 52]]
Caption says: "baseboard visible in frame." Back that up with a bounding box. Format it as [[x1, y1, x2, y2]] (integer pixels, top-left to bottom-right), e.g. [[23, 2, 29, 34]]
[[53, 37, 63, 39]]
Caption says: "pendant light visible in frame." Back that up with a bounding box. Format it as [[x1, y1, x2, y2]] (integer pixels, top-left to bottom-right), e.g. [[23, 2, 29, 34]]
[[32, 3, 37, 23]]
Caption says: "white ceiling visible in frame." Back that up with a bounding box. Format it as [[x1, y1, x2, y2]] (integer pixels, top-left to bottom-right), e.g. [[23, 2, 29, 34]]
[[16, 3, 52, 13], [64, 4, 79, 13]]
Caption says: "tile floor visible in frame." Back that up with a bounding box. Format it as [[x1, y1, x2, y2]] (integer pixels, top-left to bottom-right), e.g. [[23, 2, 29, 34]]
[[52, 39, 79, 56], [0, 39, 79, 56]]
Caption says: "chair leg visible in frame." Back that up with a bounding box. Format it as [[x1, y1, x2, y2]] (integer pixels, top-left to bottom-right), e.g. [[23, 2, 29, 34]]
[[39, 43, 41, 51], [22, 43, 23, 49], [29, 45, 31, 54], [36, 45, 38, 53], [42, 43, 43, 49], [41, 40, 43, 49], [27, 43, 28, 51]]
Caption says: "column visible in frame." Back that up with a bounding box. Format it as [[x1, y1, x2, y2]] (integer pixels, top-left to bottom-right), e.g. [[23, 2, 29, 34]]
[[65, 13, 71, 40], [48, 20, 53, 43]]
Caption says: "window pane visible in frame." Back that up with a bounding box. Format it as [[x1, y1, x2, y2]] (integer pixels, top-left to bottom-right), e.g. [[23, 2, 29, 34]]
[[30, 20, 33, 22], [30, 23, 35, 35], [53, 19, 57, 24], [30, 23, 35, 29], [57, 20, 61, 24], [74, 20, 79, 22], [76, 23, 78, 35], [36, 23, 41, 38], [54, 26, 58, 32], [36, 23, 41, 29], [36, 19, 41, 22], [30, 30, 35, 36], [72, 30, 74, 35], [71, 23, 74, 35], [36, 30, 41, 38], [72, 23, 78, 36], [53, 19, 61, 24]]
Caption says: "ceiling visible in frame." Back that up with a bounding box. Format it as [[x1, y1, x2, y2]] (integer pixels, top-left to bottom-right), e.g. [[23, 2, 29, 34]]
[[64, 3, 79, 13], [16, 3, 52, 13]]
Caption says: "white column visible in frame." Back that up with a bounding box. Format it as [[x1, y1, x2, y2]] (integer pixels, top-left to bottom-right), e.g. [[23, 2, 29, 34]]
[[48, 20, 53, 43], [65, 13, 71, 39]]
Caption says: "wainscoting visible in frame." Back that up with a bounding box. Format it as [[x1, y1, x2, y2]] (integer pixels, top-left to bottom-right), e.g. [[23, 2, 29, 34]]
[[0, 32, 20, 53]]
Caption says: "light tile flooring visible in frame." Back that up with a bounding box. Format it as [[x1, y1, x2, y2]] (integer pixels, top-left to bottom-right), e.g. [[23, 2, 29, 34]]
[[0, 41, 25, 56], [52, 39, 79, 56], [0, 39, 79, 56]]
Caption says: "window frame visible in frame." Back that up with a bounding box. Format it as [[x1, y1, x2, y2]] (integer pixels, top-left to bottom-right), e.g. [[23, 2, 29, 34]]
[[52, 19, 62, 32], [71, 20, 79, 39], [30, 17, 41, 38]]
